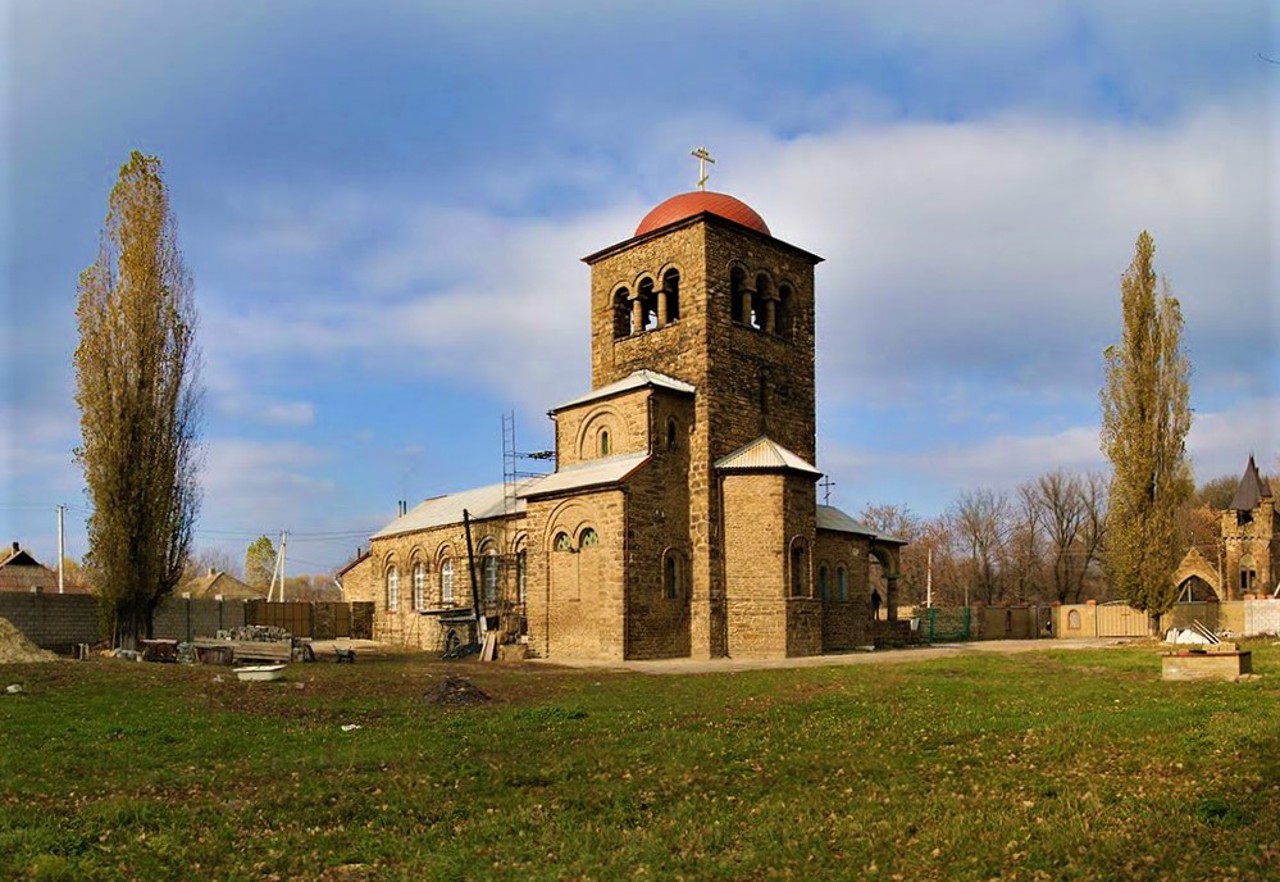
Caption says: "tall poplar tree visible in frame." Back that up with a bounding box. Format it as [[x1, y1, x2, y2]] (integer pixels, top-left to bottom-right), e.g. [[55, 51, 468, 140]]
[[75, 151, 202, 649], [1100, 231, 1192, 629]]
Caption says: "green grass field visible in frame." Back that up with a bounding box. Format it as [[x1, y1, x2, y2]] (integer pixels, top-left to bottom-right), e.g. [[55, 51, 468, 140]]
[[1, 643, 1278, 881]]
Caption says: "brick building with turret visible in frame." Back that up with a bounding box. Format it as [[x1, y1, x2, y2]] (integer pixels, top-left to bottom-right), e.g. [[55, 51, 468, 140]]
[[362, 186, 905, 659]]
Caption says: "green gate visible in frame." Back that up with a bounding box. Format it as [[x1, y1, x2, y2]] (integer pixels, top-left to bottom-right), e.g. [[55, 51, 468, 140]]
[[920, 606, 971, 643]]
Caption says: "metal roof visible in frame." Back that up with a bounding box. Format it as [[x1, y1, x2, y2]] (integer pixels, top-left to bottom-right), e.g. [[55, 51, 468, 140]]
[[551, 370, 695, 413], [817, 504, 907, 545], [715, 436, 821, 476], [371, 481, 530, 539], [519, 451, 650, 499], [372, 452, 651, 537]]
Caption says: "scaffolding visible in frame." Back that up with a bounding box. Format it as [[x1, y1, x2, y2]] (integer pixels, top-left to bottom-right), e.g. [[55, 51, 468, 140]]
[[501, 411, 554, 516]]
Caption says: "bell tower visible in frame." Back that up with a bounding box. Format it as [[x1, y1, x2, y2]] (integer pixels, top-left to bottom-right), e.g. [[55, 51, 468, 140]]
[[582, 186, 823, 657]]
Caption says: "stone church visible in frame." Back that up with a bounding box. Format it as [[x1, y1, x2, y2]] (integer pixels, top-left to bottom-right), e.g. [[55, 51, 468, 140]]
[[1173, 455, 1278, 601], [362, 183, 905, 659]]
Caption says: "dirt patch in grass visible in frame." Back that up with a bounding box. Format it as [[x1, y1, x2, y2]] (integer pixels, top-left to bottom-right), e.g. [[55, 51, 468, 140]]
[[423, 675, 491, 706]]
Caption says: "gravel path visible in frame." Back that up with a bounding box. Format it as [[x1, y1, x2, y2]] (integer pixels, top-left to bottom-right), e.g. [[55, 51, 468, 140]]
[[531, 637, 1143, 675]]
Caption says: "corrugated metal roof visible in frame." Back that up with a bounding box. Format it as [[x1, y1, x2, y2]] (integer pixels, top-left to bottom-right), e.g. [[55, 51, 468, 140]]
[[520, 450, 650, 498], [552, 370, 695, 412], [372, 482, 530, 539], [715, 436, 821, 476], [817, 504, 907, 545]]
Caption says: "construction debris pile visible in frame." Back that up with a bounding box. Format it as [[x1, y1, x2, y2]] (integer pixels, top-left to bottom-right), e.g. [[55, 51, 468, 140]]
[[217, 625, 291, 642], [0, 617, 58, 664]]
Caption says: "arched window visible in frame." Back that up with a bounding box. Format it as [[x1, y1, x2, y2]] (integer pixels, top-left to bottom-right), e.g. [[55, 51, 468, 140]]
[[554, 532, 572, 552], [579, 528, 599, 549], [662, 268, 680, 323], [836, 566, 847, 601], [386, 564, 399, 612], [599, 429, 611, 457], [666, 418, 678, 451], [752, 273, 770, 331], [789, 540, 808, 597], [412, 561, 426, 611], [818, 565, 830, 601], [638, 277, 657, 331], [777, 283, 793, 337], [440, 559, 454, 605], [664, 551, 680, 599], [730, 266, 746, 323], [1067, 609, 1082, 630], [482, 551, 499, 602], [516, 548, 527, 603], [613, 286, 631, 338]]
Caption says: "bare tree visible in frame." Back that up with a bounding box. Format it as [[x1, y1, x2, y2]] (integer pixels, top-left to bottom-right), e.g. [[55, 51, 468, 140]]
[[74, 152, 202, 648], [948, 489, 1010, 605]]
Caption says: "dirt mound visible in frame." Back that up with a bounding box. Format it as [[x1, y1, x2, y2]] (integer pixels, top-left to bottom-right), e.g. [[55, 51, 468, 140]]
[[423, 676, 490, 706], [0, 617, 58, 664]]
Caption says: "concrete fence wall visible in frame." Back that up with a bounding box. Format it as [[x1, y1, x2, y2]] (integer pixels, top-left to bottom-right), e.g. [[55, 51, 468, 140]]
[[1054, 599, 1278, 639], [1, 590, 375, 650], [0, 590, 100, 651]]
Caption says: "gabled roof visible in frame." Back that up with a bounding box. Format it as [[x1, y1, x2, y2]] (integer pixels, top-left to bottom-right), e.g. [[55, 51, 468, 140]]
[[551, 370, 695, 413], [372, 481, 531, 540], [715, 437, 821, 477], [1229, 454, 1273, 512], [184, 571, 263, 601], [1, 544, 43, 570], [336, 548, 371, 578], [0, 544, 58, 592], [519, 451, 650, 499], [817, 505, 907, 545]]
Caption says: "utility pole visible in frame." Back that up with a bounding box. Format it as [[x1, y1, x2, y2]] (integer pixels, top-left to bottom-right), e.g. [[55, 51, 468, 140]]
[[280, 531, 288, 602], [925, 546, 932, 608], [56, 504, 65, 594]]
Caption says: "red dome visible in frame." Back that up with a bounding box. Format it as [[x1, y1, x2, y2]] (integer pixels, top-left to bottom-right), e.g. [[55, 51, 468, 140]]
[[635, 191, 770, 237]]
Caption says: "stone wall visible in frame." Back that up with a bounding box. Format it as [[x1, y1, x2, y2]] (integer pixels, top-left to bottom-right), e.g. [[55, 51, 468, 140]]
[[554, 386, 654, 468], [368, 513, 523, 651], [1222, 503, 1277, 600], [721, 472, 786, 657], [524, 488, 626, 659], [621, 396, 695, 659], [339, 555, 374, 604]]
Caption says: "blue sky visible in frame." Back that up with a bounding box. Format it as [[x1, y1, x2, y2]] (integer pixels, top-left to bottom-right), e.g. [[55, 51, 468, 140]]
[[2, 0, 1277, 575]]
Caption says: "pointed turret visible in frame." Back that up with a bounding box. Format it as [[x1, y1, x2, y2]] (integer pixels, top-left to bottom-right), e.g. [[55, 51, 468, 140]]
[[1229, 454, 1272, 512]]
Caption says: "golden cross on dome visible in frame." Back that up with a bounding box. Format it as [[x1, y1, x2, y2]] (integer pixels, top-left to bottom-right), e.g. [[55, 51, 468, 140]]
[[691, 146, 716, 191]]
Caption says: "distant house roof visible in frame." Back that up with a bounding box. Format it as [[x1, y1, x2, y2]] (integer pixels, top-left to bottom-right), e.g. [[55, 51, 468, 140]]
[[183, 570, 264, 600], [1229, 454, 1273, 512], [519, 451, 650, 499], [0, 542, 59, 593], [715, 437, 821, 477], [817, 505, 907, 545], [551, 370, 695, 413]]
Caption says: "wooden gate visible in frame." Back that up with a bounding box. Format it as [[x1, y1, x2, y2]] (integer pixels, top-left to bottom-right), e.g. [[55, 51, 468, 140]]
[[1096, 603, 1151, 637]]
